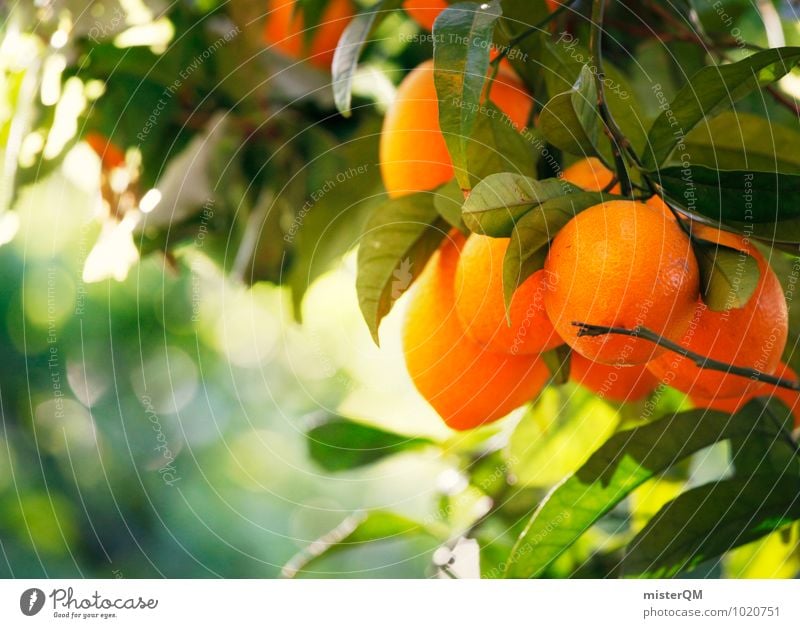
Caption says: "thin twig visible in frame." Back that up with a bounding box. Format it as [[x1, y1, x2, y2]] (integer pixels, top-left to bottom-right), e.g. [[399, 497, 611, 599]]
[[490, 0, 576, 68], [572, 322, 800, 391], [588, 0, 637, 196]]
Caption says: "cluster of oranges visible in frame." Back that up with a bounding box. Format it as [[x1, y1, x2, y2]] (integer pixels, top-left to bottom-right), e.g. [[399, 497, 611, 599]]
[[373, 6, 798, 431], [260, 2, 799, 431]]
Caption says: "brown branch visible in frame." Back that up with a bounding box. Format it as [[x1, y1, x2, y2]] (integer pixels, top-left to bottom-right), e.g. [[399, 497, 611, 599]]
[[572, 322, 800, 391]]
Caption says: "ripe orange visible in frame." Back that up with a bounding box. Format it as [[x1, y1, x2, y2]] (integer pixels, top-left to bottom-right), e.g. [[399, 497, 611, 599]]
[[562, 157, 618, 192], [570, 353, 658, 403], [543, 200, 700, 365], [403, 233, 550, 430], [647, 225, 788, 399], [85, 132, 125, 170], [263, 0, 353, 69], [404, 1, 561, 31], [454, 234, 561, 355], [692, 363, 800, 428], [403, 0, 447, 31], [380, 59, 534, 197]]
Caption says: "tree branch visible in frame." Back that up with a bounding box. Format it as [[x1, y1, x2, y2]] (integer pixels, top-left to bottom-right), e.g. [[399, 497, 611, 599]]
[[572, 322, 800, 391]]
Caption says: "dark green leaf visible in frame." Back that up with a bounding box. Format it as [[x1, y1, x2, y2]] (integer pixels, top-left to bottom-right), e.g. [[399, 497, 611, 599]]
[[623, 474, 800, 578], [281, 511, 440, 577], [503, 408, 772, 578], [682, 112, 800, 175], [357, 193, 449, 343], [306, 414, 435, 472], [433, 179, 467, 231], [296, 0, 333, 47], [538, 65, 601, 156], [532, 36, 646, 155], [466, 102, 539, 184], [503, 192, 604, 310], [540, 344, 572, 386], [644, 47, 800, 169], [332, 0, 404, 117], [692, 238, 760, 311], [462, 174, 580, 236], [657, 165, 800, 223], [433, 1, 503, 190]]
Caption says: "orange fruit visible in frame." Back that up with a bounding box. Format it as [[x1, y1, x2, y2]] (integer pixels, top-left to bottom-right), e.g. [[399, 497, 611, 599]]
[[263, 0, 353, 69], [543, 200, 700, 365], [405, 1, 560, 31], [570, 353, 658, 403], [85, 132, 125, 170], [562, 157, 618, 192], [380, 59, 534, 198], [403, 0, 447, 31], [647, 225, 788, 399], [692, 363, 800, 428], [403, 233, 550, 430], [454, 234, 561, 355]]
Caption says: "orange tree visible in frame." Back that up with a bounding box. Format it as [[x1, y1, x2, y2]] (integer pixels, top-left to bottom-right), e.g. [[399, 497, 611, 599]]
[[340, 0, 800, 578], [4, 0, 800, 578]]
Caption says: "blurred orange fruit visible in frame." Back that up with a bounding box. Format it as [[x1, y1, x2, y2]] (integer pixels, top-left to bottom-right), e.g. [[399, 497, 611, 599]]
[[263, 0, 353, 69], [403, 0, 447, 31], [403, 234, 550, 430], [85, 132, 125, 170]]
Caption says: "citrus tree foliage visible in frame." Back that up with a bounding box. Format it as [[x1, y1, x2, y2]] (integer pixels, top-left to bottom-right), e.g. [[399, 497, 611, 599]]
[[2, 0, 800, 579]]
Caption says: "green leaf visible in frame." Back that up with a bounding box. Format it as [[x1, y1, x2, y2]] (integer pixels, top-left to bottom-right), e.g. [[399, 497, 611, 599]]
[[296, 0, 332, 47], [657, 165, 800, 223], [462, 174, 581, 236], [332, 0, 404, 117], [539, 345, 572, 386], [281, 511, 440, 577], [503, 408, 771, 578], [643, 47, 800, 169], [433, 1, 503, 190], [538, 65, 601, 156], [466, 103, 539, 184], [692, 238, 761, 311], [356, 193, 449, 344], [682, 112, 800, 175], [306, 415, 435, 472], [503, 192, 604, 310], [623, 474, 800, 578], [287, 122, 384, 316], [532, 35, 646, 155], [508, 386, 621, 491], [433, 179, 467, 231]]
